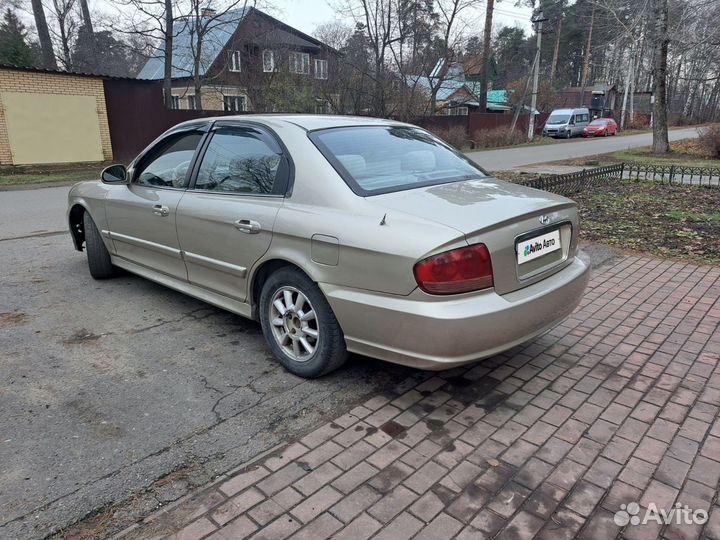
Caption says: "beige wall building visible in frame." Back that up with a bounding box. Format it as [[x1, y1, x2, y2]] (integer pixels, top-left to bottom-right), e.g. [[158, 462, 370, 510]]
[[0, 67, 113, 165]]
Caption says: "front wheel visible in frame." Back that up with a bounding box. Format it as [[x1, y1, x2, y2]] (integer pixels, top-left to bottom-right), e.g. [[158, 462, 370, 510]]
[[83, 212, 116, 279], [259, 267, 348, 378]]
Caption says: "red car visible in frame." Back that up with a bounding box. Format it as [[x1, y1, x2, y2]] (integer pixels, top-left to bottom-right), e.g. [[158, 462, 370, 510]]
[[583, 118, 618, 137]]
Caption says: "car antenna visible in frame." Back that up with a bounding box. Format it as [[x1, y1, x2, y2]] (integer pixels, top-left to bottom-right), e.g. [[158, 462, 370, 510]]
[[380, 213, 387, 226]]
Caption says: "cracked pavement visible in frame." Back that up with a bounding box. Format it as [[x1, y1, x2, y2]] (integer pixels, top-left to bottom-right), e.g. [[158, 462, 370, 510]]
[[0, 234, 416, 540]]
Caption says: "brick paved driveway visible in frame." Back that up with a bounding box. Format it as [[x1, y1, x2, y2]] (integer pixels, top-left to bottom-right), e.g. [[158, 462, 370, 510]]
[[112, 255, 720, 540]]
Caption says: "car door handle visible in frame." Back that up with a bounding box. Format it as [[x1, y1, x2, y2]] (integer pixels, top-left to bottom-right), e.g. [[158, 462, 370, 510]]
[[234, 219, 261, 234], [152, 204, 170, 217]]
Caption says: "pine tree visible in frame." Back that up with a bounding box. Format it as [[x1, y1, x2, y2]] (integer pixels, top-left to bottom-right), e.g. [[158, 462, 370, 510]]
[[0, 9, 36, 67]]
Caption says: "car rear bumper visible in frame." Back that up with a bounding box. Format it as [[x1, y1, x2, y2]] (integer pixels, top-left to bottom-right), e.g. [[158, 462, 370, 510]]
[[320, 256, 590, 370]]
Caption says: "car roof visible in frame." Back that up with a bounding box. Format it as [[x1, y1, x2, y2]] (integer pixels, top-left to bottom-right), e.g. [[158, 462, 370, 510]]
[[174, 114, 410, 132]]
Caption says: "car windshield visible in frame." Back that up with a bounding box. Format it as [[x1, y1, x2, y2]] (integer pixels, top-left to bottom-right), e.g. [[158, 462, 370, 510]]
[[309, 126, 486, 195], [590, 119, 609, 125], [547, 114, 571, 124]]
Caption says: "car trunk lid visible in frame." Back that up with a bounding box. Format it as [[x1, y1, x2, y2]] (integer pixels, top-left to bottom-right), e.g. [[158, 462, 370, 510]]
[[369, 178, 579, 295]]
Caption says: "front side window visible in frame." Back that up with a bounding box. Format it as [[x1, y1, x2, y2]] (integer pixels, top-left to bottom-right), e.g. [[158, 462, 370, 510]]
[[135, 132, 203, 189], [289, 51, 309, 74], [310, 126, 485, 196], [314, 59, 328, 79], [228, 50, 241, 72], [223, 95, 246, 112], [194, 127, 286, 195], [263, 49, 275, 72]]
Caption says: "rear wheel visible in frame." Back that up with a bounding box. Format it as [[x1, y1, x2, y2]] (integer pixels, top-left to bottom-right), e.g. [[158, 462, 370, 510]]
[[83, 212, 116, 279], [259, 267, 348, 378]]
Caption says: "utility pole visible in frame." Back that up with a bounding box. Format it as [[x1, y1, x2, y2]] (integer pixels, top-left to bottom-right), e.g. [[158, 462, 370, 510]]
[[528, 10, 546, 141], [478, 0, 495, 112]]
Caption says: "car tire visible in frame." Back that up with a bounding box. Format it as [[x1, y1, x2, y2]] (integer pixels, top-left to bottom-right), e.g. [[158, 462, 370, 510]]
[[259, 267, 348, 378], [566, 131, 571, 139], [83, 212, 116, 279]]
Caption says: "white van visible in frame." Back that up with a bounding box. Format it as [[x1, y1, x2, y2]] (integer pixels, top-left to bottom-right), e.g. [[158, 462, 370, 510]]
[[542, 108, 590, 138]]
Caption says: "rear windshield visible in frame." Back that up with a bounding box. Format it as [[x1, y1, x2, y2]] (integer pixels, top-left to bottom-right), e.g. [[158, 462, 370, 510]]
[[309, 126, 486, 196]]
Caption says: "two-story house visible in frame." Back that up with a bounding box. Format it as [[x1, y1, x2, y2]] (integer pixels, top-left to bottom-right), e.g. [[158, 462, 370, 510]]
[[137, 7, 339, 113]]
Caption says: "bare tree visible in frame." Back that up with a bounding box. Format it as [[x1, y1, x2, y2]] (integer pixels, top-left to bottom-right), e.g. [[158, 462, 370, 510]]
[[48, 0, 78, 69], [113, 0, 182, 107]]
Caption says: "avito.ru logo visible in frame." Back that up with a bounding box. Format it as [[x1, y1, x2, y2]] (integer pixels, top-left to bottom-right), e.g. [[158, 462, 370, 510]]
[[614, 502, 708, 527]]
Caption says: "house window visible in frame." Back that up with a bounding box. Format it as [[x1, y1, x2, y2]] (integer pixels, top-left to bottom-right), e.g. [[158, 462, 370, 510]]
[[228, 50, 241, 72], [170, 95, 180, 109], [445, 106, 468, 116], [314, 59, 328, 80], [223, 95, 246, 113], [187, 95, 197, 110], [263, 50, 275, 72], [289, 51, 309, 74]]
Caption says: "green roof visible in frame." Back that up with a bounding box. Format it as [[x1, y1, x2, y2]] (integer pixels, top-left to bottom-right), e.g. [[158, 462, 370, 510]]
[[465, 82, 508, 104]]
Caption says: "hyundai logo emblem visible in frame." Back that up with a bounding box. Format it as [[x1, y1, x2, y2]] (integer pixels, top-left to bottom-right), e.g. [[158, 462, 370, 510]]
[[539, 215, 551, 225]]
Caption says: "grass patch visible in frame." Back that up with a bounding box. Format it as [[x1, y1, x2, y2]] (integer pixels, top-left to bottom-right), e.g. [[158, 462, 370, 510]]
[[572, 180, 720, 264], [0, 162, 106, 186]]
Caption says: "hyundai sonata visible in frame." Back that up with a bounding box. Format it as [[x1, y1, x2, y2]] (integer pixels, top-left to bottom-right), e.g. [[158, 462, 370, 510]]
[[67, 116, 589, 377]]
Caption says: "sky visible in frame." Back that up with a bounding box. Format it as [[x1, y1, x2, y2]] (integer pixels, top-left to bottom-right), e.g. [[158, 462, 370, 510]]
[[261, 0, 534, 38], [75, 0, 534, 40]]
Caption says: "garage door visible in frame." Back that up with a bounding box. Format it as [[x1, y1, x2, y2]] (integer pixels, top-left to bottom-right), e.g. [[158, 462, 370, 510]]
[[2, 92, 104, 164]]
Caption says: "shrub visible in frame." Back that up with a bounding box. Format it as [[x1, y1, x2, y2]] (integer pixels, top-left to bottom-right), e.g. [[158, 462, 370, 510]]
[[697, 124, 720, 158], [471, 126, 527, 148], [426, 124, 469, 149]]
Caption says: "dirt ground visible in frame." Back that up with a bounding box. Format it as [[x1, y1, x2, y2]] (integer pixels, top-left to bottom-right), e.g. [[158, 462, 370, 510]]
[[572, 180, 720, 264]]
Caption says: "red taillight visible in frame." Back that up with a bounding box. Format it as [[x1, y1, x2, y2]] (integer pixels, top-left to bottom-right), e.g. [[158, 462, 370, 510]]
[[413, 244, 494, 295]]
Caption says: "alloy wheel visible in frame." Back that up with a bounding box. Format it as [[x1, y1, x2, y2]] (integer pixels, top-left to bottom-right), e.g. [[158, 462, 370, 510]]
[[269, 286, 319, 362]]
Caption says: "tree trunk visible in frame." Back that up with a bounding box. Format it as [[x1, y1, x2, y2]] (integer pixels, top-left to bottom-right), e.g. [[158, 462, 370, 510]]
[[194, 51, 203, 111], [477, 0, 494, 111], [620, 43, 633, 128], [651, 0, 669, 153], [163, 0, 174, 109], [578, 5, 595, 108], [30, 0, 57, 69], [79, 0, 93, 33], [549, 13, 562, 88]]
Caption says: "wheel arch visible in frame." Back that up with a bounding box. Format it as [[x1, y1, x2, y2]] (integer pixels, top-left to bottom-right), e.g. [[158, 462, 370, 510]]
[[249, 258, 317, 319], [68, 203, 89, 251]]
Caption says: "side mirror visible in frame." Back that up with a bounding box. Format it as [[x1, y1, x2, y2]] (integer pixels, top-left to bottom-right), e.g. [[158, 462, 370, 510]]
[[101, 164, 128, 184]]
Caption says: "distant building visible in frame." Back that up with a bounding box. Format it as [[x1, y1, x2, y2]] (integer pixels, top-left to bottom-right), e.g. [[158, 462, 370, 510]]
[[137, 7, 339, 113], [557, 83, 618, 118], [408, 58, 511, 115]]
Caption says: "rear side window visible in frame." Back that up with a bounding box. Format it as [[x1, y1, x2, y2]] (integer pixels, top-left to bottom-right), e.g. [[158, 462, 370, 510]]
[[193, 126, 288, 195], [309, 126, 485, 196]]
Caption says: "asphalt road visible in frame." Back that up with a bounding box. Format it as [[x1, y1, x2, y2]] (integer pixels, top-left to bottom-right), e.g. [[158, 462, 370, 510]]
[[0, 234, 419, 540], [466, 126, 700, 171]]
